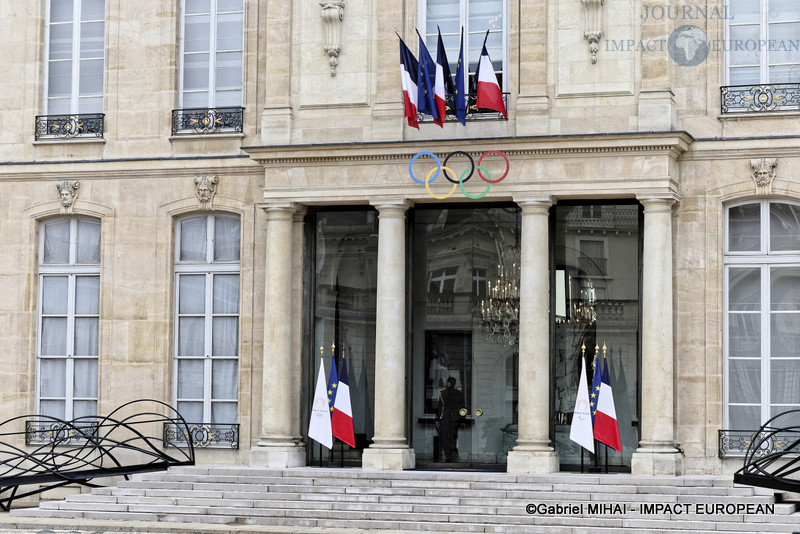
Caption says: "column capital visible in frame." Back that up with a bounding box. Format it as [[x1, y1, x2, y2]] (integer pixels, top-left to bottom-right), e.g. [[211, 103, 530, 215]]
[[636, 193, 680, 211], [513, 195, 554, 213], [259, 202, 301, 220], [370, 198, 413, 215]]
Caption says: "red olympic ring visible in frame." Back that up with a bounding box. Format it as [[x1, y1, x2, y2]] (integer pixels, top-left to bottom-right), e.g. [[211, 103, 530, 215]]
[[477, 150, 510, 183]]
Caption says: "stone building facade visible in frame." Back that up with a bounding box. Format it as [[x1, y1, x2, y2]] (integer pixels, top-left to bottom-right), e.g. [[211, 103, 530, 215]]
[[1, 0, 798, 478]]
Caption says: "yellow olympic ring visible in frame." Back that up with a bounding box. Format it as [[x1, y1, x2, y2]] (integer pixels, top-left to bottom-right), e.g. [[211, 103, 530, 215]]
[[425, 166, 458, 200]]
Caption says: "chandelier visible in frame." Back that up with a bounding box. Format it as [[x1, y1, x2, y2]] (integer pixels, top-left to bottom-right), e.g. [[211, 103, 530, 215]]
[[569, 278, 597, 325], [480, 247, 520, 346]]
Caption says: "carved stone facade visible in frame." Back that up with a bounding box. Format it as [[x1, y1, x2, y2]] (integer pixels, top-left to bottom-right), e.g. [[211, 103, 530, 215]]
[[194, 175, 219, 210], [56, 180, 80, 214], [751, 158, 777, 197]]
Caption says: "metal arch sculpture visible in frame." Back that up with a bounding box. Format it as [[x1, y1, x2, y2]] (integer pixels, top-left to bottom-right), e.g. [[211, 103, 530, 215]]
[[733, 409, 800, 493], [0, 399, 195, 511]]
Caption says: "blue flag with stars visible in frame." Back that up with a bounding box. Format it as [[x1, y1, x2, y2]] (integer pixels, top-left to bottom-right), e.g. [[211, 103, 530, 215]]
[[454, 27, 466, 125], [590, 350, 602, 425], [327, 353, 338, 414], [417, 32, 439, 122]]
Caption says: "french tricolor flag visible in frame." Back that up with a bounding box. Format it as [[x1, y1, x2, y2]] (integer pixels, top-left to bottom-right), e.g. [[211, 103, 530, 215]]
[[474, 32, 507, 119], [433, 30, 451, 127], [593, 357, 622, 452], [331, 355, 355, 447], [399, 36, 420, 129]]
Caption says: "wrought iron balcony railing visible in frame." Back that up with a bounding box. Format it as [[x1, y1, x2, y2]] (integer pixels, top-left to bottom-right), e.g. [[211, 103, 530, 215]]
[[164, 422, 239, 449], [720, 84, 800, 114], [718, 428, 800, 458], [171, 107, 244, 135], [25, 420, 99, 446], [35, 113, 104, 140], [417, 93, 510, 123]]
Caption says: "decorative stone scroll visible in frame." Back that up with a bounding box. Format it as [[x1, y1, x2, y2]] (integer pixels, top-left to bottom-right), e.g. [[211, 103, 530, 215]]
[[320, 0, 345, 77], [581, 0, 604, 64], [750, 158, 777, 197], [194, 175, 219, 210], [56, 180, 80, 214]]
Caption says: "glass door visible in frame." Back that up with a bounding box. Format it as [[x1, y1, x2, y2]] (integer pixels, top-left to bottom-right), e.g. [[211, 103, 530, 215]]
[[411, 206, 519, 468]]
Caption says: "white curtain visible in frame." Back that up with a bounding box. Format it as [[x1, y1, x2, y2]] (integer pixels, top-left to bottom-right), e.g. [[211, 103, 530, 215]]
[[43, 220, 70, 264], [180, 217, 207, 261]]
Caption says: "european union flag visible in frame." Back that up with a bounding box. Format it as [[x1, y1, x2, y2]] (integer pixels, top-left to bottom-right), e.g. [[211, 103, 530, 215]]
[[454, 27, 466, 125], [590, 349, 602, 425], [416, 32, 439, 122]]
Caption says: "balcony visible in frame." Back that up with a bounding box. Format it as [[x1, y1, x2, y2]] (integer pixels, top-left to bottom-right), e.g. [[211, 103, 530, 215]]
[[718, 428, 800, 458], [720, 84, 800, 114], [35, 113, 104, 140], [171, 107, 244, 136], [164, 422, 239, 449], [417, 92, 509, 123]]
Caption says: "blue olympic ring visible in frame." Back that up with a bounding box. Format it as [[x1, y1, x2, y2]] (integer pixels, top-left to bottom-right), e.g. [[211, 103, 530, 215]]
[[409, 151, 509, 199]]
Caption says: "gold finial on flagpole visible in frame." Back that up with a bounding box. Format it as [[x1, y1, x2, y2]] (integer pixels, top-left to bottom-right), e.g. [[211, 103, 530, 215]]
[[320, 345, 324, 358], [331, 342, 335, 356], [581, 342, 586, 357], [595, 344, 599, 357], [342, 347, 345, 359], [602, 342, 607, 357]]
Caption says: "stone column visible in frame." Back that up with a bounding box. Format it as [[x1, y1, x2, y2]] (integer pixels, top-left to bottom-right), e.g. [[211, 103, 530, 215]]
[[362, 199, 415, 470], [507, 196, 559, 474], [289, 207, 308, 444], [250, 202, 306, 467], [631, 195, 683, 475]]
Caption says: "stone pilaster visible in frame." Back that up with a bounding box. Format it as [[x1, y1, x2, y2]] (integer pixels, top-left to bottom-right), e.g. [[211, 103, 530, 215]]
[[632, 195, 683, 475], [506, 196, 559, 474], [362, 199, 415, 470], [250, 202, 306, 467], [516, 0, 550, 136], [637, 0, 675, 131], [260, 0, 293, 145]]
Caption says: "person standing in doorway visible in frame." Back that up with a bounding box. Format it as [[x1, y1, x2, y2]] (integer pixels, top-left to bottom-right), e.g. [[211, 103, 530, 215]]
[[436, 376, 465, 462]]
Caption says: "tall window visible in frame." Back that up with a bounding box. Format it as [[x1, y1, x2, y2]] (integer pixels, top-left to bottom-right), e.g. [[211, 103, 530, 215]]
[[725, 200, 800, 430], [45, 0, 105, 115], [174, 214, 240, 426], [420, 0, 507, 94], [179, 0, 244, 109], [727, 1, 800, 85], [37, 218, 101, 420]]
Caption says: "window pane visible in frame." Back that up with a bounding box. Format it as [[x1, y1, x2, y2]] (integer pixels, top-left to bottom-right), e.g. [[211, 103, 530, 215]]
[[213, 274, 239, 314], [768, 23, 800, 65], [73, 400, 97, 418], [177, 401, 203, 423], [48, 97, 71, 115], [729, 405, 761, 429], [79, 58, 103, 95], [218, 0, 242, 12], [40, 400, 66, 420], [215, 51, 243, 91], [211, 360, 237, 399], [211, 402, 237, 424], [73, 358, 98, 398], [729, 268, 761, 311], [182, 91, 209, 108], [729, 66, 761, 86], [177, 359, 205, 398], [184, 14, 210, 53], [43, 220, 71, 265], [769, 64, 800, 84], [729, 313, 761, 357], [214, 89, 242, 107], [214, 217, 240, 261], [180, 217, 207, 261], [74, 317, 99, 356], [770, 0, 800, 22], [183, 53, 210, 91], [730, 0, 760, 24], [212, 317, 238, 356], [49, 23, 74, 60], [48, 60, 73, 97], [771, 267, 800, 310], [41, 318, 68, 356], [179, 275, 206, 314], [729, 25, 761, 66], [771, 406, 800, 425], [427, 0, 459, 35], [76, 219, 101, 263], [40, 359, 67, 397], [81, 0, 105, 21], [771, 359, 800, 404], [185, 0, 211, 15], [78, 95, 103, 114], [75, 276, 100, 315], [728, 204, 761, 252], [216, 13, 243, 51], [51, 0, 75, 23], [770, 203, 800, 251], [729, 359, 761, 403], [80, 21, 104, 58], [771, 313, 800, 357], [178, 317, 205, 356], [42, 276, 68, 315], [469, 0, 503, 31]]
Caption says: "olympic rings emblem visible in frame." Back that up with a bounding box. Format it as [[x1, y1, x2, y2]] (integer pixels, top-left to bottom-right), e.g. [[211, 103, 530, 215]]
[[409, 150, 510, 200]]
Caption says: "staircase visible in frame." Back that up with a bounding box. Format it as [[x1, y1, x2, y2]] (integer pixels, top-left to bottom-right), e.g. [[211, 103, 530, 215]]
[[7, 466, 800, 533]]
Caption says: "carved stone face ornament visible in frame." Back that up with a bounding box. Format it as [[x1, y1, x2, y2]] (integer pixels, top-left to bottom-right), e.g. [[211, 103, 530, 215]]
[[56, 180, 80, 214], [750, 158, 777, 196], [195, 175, 219, 209]]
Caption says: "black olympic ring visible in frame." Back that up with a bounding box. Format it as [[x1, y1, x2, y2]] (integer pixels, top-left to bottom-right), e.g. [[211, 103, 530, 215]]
[[409, 150, 510, 199]]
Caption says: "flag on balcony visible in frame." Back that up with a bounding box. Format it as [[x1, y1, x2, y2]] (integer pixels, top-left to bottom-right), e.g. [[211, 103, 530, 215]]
[[434, 28, 452, 127], [308, 356, 332, 449], [569, 355, 595, 452], [399, 36, 420, 129], [327, 352, 339, 414], [331, 353, 355, 447], [593, 356, 622, 452], [472, 30, 507, 119], [590, 350, 602, 425], [454, 27, 467, 125], [416, 31, 440, 123]]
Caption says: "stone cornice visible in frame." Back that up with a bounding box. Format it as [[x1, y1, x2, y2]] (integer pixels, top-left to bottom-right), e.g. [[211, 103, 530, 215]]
[[682, 136, 800, 161], [243, 131, 694, 166]]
